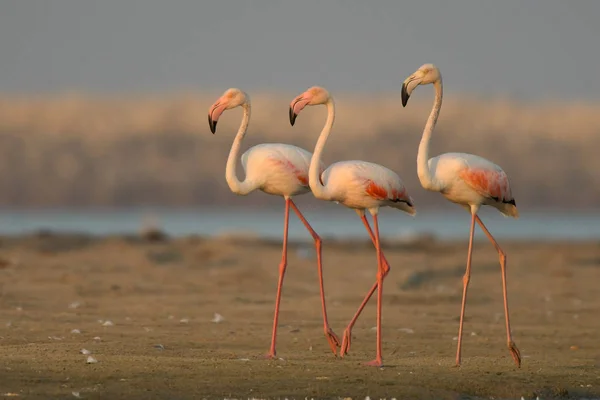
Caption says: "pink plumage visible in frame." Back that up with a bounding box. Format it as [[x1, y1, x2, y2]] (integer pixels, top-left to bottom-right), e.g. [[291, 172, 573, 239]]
[[239, 143, 316, 196], [427, 152, 518, 218], [320, 160, 415, 214]]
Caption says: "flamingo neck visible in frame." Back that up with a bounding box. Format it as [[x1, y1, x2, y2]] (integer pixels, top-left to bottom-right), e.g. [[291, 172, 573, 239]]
[[417, 79, 444, 192], [309, 98, 335, 200], [225, 102, 255, 195]]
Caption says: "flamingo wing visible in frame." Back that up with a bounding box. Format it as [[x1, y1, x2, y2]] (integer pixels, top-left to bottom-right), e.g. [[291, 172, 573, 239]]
[[458, 167, 515, 205], [268, 157, 309, 186], [358, 162, 413, 206], [242, 143, 322, 188], [365, 179, 412, 205]]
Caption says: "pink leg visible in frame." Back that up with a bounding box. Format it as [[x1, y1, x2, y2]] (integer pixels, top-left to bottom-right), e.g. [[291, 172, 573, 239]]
[[266, 198, 291, 358], [455, 212, 476, 366], [366, 213, 385, 367], [475, 215, 521, 367], [340, 214, 391, 357], [288, 199, 340, 355]]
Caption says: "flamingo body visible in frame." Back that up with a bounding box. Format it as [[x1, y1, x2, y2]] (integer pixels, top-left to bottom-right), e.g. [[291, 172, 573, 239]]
[[427, 152, 517, 217], [289, 85, 416, 367], [402, 63, 521, 368], [240, 143, 323, 197], [208, 88, 340, 359], [320, 160, 415, 214]]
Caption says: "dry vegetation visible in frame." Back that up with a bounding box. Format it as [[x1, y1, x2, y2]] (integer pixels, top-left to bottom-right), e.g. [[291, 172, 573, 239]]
[[0, 92, 598, 208]]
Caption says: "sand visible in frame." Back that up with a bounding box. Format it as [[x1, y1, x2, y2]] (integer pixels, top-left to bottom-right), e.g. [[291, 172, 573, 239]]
[[0, 232, 598, 399]]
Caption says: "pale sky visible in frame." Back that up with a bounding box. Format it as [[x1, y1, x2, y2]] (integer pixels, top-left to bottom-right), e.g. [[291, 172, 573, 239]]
[[0, 0, 598, 99]]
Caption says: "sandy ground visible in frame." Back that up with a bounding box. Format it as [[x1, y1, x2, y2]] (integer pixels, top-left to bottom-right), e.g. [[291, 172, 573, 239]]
[[0, 231, 599, 399]]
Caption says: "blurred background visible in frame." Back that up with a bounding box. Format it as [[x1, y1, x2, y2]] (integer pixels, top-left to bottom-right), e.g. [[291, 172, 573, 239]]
[[0, 0, 599, 240]]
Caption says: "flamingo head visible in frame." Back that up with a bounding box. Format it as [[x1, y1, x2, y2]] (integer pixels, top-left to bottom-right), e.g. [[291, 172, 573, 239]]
[[208, 88, 249, 133], [401, 63, 441, 107], [289, 86, 331, 126]]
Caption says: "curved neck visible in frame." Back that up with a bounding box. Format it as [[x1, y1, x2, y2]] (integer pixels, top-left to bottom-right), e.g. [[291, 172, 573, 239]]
[[225, 102, 255, 195], [308, 98, 335, 200], [417, 79, 444, 191]]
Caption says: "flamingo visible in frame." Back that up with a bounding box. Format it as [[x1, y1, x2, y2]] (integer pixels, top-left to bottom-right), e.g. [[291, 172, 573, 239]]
[[207, 88, 340, 358], [401, 63, 521, 367], [289, 86, 416, 367]]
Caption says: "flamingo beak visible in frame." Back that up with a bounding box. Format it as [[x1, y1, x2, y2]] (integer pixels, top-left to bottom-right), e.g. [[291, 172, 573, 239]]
[[402, 75, 423, 107], [208, 101, 227, 134], [289, 95, 310, 126]]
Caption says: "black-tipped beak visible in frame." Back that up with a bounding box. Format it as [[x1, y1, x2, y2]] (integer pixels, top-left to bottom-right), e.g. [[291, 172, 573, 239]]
[[289, 106, 297, 126], [208, 114, 217, 134], [401, 83, 410, 107]]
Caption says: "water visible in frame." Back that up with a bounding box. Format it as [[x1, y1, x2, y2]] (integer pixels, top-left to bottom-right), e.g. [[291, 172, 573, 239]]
[[0, 207, 599, 241]]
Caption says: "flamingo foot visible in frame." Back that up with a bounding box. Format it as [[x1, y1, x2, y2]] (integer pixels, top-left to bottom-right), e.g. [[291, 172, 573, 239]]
[[324, 327, 341, 355], [365, 358, 383, 367], [264, 351, 277, 360], [508, 341, 521, 368], [339, 328, 352, 357]]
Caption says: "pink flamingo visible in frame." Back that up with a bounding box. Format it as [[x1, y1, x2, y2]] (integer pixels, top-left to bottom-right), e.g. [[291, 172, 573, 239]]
[[208, 88, 340, 358], [401, 63, 521, 367], [289, 86, 416, 367]]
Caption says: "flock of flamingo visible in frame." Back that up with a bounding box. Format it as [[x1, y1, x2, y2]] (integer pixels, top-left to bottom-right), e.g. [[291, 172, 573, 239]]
[[207, 63, 521, 368]]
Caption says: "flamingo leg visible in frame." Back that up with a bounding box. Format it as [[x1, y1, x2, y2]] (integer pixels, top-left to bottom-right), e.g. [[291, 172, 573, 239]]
[[340, 213, 391, 357], [455, 212, 476, 367], [475, 215, 521, 367], [288, 199, 340, 355], [266, 197, 291, 358], [366, 213, 385, 367]]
